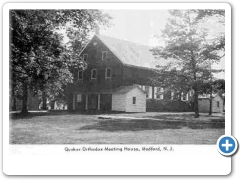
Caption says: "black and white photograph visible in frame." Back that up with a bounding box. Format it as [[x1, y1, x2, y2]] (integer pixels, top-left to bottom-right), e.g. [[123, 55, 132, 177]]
[[8, 7, 226, 145], [2, 1, 235, 176]]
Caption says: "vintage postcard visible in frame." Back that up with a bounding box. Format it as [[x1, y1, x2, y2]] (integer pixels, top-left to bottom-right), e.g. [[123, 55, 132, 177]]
[[3, 2, 233, 175]]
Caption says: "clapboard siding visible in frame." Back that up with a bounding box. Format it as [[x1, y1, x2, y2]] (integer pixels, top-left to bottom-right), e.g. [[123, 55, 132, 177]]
[[212, 95, 223, 113], [126, 88, 146, 112], [198, 99, 210, 113], [112, 93, 126, 112], [67, 35, 124, 95], [198, 95, 223, 113]]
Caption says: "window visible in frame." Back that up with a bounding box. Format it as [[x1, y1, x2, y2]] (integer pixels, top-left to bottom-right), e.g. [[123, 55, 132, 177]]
[[171, 92, 174, 100], [102, 51, 107, 60], [91, 69, 97, 79], [156, 87, 161, 99], [160, 88, 164, 100], [105, 68, 112, 78], [133, 97, 136, 104], [83, 54, 88, 61], [77, 94, 82, 102], [78, 70, 83, 80], [182, 93, 186, 101], [217, 101, 220, 107], [145, 86, 150, 98]]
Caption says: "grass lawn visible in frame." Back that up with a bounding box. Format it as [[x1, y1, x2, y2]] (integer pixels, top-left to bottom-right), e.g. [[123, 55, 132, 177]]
[[9, 111, 225, 144]]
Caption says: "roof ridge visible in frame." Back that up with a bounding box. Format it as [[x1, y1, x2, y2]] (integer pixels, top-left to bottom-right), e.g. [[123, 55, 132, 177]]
[[97, 34, 151, 48]]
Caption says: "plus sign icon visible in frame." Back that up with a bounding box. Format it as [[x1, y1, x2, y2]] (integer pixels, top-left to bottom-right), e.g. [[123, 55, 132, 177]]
[[217, 135, 238, 156]]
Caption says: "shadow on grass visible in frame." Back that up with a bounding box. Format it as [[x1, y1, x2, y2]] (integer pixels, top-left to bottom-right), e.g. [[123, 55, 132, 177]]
[[10, 110, 138, 120], [151, 114, 225, 121], [10, 110, 68, 120], [79, 119, 225, 132]]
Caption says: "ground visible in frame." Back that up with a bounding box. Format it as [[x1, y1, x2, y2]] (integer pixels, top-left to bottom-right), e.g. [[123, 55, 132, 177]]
[[9, 111, 225, 144]]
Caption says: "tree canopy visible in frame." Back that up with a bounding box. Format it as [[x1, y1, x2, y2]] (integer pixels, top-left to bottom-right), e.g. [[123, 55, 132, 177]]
[[151, 10, 224, 117], [10, 10, 112, 113]]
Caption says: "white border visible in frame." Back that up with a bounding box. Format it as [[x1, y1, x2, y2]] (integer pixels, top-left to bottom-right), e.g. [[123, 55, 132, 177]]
[[3, 3, 231, 175]]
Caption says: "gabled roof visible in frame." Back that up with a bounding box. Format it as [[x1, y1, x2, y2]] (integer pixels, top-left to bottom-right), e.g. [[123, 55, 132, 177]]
[[96, 35, 160, 69], [198, 94, 223, 100]]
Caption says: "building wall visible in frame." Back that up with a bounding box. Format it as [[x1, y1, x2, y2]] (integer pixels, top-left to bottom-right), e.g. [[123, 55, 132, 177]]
[[76, 36, 124, 91], [65, 35, 163, 111], [125, 88, 146, 112], [198, 99, 210, 113], [73, 93, 86, 111], [123, 65, 158, 86], [212, 96, 224, 113], [198, 96, 224, 113], [65, 36, 126, 110], [112, 93, 126, 112]]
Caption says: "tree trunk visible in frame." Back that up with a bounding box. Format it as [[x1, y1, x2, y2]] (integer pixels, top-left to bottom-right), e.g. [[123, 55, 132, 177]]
[[12, 97, 17, 111], [209, 98, 212, 115], [21, 82, 28, 114], [42, 91, 47, 110], [209, 79, 213, 115], [190, 49, 199, 118], [193, 90, 199, 118]]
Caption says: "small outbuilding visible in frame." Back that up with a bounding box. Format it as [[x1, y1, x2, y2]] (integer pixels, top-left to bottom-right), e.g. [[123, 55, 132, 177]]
[[112, 85, 146, 112], [198, 94, 224, 113]]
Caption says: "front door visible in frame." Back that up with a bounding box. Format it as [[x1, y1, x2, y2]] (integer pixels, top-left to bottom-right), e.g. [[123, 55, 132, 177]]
[[100, 94, 112, 111], [88, 94, 98, 110]]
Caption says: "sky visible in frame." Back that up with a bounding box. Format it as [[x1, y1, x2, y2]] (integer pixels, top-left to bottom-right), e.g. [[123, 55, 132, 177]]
[[99, 9, 225, 79], [101, 9, 169, 46]]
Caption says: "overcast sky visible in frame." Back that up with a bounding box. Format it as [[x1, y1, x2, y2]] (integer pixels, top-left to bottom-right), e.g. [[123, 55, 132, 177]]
[[101, 9, 169, 46]]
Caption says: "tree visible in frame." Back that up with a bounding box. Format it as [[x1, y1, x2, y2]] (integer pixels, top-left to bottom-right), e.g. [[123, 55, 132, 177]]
[[152, 67, 193, 100], [195, 10, 225, 51], [152, 10, 223, 117], [198, 78, 225, 115], [10, 10, 111, 114]]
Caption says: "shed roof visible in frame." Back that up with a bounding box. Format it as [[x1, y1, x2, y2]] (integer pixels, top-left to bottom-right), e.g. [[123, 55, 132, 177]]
[[113, 85, 146, 94], [198, 94, 223, 100], [77, 85, 146, 95]]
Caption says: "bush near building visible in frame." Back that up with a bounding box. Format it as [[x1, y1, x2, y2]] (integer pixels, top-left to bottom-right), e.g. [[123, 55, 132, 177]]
[[146, 99, 193, 112]]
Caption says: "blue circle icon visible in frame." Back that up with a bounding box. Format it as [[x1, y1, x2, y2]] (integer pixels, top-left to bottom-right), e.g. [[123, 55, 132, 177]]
[[217, 135, 238, 156]]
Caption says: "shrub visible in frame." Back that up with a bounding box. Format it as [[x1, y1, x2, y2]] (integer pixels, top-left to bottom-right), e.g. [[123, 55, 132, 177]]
[[146, 99, 193, 112]]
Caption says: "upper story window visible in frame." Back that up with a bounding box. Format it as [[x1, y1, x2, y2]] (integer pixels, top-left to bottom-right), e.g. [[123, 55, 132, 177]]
[[105, 68, 112, 78], [83, 54, 88, 62], [78, 70, 83, 80], [217, 101, 220, 107], [133, 97, 136, 104], [102, 51, 107, 60], [91, 69, 97, 79]]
